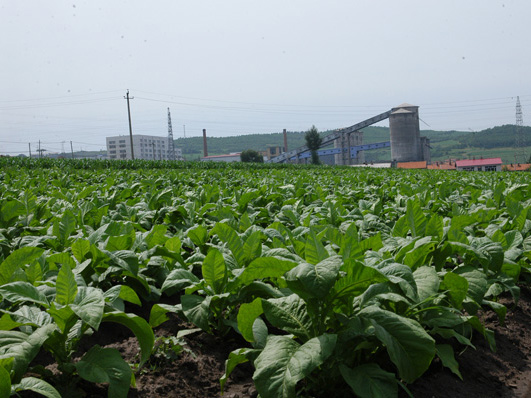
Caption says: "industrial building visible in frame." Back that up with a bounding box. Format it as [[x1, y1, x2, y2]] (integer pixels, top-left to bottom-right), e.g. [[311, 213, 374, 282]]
[[389, 104, 430, 163], [267, 103, 431, 166], [106, 135, 183, 160]]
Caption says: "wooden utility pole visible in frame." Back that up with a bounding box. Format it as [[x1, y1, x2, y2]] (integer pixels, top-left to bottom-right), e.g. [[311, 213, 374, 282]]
[[125, 90, 135, 160], [28, 143, 32, 158], [70, 141, 74, 159]]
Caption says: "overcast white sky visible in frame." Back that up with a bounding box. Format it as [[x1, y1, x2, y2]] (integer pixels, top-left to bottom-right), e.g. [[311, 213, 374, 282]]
[[1, 0, 530, 155]]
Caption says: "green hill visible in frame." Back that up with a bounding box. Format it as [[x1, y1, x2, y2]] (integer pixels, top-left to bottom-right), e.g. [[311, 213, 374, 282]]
[[175, 125, 531, 164]]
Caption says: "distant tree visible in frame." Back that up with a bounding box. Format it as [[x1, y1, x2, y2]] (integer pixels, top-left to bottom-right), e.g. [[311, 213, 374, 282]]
[[240, 149, 264, 163], [305, 125, 322, 165]]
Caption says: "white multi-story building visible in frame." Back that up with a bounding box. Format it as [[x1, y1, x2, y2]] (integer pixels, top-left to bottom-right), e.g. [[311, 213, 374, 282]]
[[106, 135, 182, 160]]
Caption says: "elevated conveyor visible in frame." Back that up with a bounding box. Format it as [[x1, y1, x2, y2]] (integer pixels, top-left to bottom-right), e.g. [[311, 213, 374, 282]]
[[267, 110, 392, 164]]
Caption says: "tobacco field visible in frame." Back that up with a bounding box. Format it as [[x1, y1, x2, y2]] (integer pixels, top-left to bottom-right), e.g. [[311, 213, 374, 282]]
[[0, 158, 530, 398]]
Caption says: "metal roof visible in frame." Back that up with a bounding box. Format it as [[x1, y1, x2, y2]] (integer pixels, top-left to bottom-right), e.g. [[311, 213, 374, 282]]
[[455, 158, 502, 167], [394, 103, 417, 108], [391, 108, 413, 114]]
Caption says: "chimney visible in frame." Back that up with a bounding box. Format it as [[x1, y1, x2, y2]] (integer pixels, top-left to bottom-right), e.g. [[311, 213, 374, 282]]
[[203, 129, 208, 158], [283, 129, 288, 153]]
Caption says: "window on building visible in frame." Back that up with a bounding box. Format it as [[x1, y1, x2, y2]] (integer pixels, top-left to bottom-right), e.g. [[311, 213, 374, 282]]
[[462, 167, 474, 171], [485, 165, 497, 171], [119, 140, 125, 143], [109, 145, 116, 148], [110, 150, 116, 154], [109, 140, 115, 144]]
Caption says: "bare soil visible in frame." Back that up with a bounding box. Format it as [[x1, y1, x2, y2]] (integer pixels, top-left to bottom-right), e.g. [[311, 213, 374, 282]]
[[24, 286, 531, 397]]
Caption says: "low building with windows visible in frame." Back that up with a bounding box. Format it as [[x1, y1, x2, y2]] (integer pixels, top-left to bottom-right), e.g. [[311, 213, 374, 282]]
[[106, 135, 182, 160], [455, 158, 502, 171]]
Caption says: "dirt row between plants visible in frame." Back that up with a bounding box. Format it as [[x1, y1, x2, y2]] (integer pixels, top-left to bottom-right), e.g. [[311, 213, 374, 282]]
[[24, 286, 531, 398]]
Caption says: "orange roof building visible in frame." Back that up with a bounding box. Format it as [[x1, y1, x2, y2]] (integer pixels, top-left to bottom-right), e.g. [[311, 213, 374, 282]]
[[396, 161, 427, 169]]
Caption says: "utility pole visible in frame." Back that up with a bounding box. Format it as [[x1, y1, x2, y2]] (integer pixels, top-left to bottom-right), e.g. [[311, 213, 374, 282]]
[[70, 141, 74, 159], [28, 143, 32, 158], [125, 90, 135, 160], [152, 142, 155, 160], [183, 124, 186, 138], [38, 140, 41, 158]]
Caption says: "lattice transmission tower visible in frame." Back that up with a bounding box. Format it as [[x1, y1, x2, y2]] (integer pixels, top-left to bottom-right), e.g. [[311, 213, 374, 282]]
[[514, 96, 526, 163], [167, 107, 176, 160]]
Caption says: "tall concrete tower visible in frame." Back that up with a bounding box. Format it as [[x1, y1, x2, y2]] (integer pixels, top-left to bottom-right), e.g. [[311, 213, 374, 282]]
[[389, 103, 421, 162]]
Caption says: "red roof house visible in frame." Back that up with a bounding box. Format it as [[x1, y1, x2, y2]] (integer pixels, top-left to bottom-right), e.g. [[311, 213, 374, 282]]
[[455, 158, 502, 171]]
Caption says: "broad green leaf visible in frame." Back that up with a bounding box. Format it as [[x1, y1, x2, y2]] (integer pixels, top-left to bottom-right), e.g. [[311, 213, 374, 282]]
[[436, 344, 462, 380], [220, 348, 255, 393], [242, 231, 263, 265], [238, 257, 297, 286], [210, 223, 245, 266], [425, 214, 444, 240], [285, 256, 342, 300], [70, 287, 105, 330], [361, 306, 436, 383], [187, 225, 208, 247], [106, 234, 135, 251], [413, 266, 440, 302], [339, 363, 398, 398], [12, 377, 61, 398], [304, 231, 328, 265], [0, 324, 56, 383], [442, 272, 468, 308], [237, 298, 263, 342], [53, 209, 76, 244], [0, 247, 44, 285], [0, 198, 24, 228], [262, 295, 312, 340], [0, 282, 49, 306], [392, 215, 409, 238], [181, 295, 211, 332], [56, 264, 78, 306], [253, 334, 337, 398], [161, 269, 200, 295], [102, 312, 154, 366], [0, 314, 23, 331], [148, 303, 179, 328], [145, 225, 168, 249], [202, 248, 227, 294], [333, 259, 388, 300], [104, 285, 141, 307], [164, 236, 182, 252], [454, 267, 488, 305], [75, 345, 132, 398], [0, 365, 10, 398], [406, 199, 427, 238]]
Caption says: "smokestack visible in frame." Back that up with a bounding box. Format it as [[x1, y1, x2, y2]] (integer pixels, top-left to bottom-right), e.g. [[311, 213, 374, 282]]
[[283, 129, 288, 153], [203, 129, 208, 158]]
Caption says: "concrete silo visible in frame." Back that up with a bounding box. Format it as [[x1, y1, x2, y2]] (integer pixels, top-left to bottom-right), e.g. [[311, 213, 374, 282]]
[[389, 103, 421, 162]]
